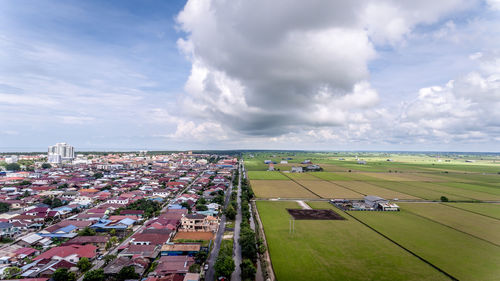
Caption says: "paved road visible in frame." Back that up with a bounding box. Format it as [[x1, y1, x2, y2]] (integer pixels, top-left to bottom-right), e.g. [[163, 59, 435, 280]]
[[231, 165, 242, 281], [205, 170, 236, 281]]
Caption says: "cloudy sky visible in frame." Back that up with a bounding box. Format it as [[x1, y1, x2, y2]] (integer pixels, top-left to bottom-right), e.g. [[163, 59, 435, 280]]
[[0, 0, 499, 152]]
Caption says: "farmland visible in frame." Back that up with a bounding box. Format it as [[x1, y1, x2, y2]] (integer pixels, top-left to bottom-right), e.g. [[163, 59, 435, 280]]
[[256, 201, 450, 281], [250, 180, 318, 198], [246, 151, 500, 281], [350, 209, 500, 281]]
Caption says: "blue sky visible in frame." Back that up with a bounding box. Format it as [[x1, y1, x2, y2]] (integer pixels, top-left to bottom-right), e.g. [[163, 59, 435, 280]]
[[1, 0, 499, 152]]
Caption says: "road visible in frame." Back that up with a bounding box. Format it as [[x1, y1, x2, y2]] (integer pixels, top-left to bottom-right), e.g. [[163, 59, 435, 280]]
[[205, 168, 237, 281], [230, 164, 242, 281]]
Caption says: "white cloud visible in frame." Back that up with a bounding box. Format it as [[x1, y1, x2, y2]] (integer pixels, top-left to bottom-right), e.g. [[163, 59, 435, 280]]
[[176, 0, 474, 139]]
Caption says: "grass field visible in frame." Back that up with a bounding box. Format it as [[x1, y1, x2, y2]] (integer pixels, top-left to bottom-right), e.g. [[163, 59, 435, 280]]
[[333, 181, 420, 200], [250, 180, 318, 198], [368, 181, 475, 201], [404, 181, 500, 201], [256, 201, 450, 281], [444, 203, 500, 220], [399, 203, 500, 245], [296, 180, 363, 198], [350, 209, 500, 281], [247, 171, 289, 180], [284, 172, 321, 180]]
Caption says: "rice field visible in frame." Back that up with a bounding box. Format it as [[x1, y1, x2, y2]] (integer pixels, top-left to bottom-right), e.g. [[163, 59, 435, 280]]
[[250, 180, 318, 198], [333, 181, 420, 200], [256, 201, 450, 281], [296, 180, 363, 199]]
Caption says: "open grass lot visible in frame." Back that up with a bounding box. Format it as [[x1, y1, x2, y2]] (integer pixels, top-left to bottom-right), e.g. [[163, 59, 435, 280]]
[[250, 180, 318, 198], [350, 210, 500, 281], [368, 181, 478, 201], [296, 180, 363, 199], [257, 201, 450, 281], [399, 203, 500, 245], [445, 203, 500, 220], [333, 181, 420, 200], [247, 171, 289, 180]]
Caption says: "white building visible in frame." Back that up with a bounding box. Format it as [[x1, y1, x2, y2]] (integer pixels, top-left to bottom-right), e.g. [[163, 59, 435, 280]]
[[48, 142, 75, 163], [5, 155, 18, 164]]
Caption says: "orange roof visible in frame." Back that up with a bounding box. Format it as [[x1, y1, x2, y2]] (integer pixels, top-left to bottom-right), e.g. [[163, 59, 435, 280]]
[[79, 188, 99, 193]]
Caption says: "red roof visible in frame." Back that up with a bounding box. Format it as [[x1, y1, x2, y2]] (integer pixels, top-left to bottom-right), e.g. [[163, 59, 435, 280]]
[[33, 244, 97, 261]]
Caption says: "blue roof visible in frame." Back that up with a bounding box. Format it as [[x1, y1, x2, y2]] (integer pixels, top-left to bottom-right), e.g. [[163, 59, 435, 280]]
[[53, 206, 73, 211], [55, 225, 77, 233], [119, 218, 136, 226]]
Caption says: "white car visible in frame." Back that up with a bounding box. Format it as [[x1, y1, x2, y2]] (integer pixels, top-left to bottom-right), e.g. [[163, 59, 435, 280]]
[[204, 264, 209, 270]]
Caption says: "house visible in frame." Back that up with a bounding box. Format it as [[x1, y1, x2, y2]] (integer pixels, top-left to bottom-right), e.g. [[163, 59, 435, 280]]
[[183, 273, 200, 281], [63, 235, 109, 250], [179, 214, 219, 233], [160, 243, 201, 256], [33, 244, 97, 263], [16, 233, 52, 248], [0, 222, 18, 237], [103, 256, 149, 277], [106, 197, 129, 205], [130, 229, 172, 245], [118, 244, 160, 260], [120, 210, 144, 217], [152, 255, 194, 276], [91, 218, 136, 232]]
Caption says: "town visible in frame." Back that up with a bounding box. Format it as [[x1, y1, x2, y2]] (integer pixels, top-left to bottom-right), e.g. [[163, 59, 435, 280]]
[[0, 143, 257, 281]]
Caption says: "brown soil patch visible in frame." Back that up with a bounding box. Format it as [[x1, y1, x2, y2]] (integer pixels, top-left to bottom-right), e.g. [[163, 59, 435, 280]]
[[287, 209, 345, 220]]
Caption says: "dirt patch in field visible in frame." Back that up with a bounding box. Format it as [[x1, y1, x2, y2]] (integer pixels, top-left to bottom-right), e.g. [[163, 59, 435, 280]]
[[287, 209, 345, 220], [174, 231, 215, 241]]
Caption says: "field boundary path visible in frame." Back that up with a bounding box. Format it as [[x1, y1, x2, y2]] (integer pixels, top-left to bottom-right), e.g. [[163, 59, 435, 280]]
[[248, 201, 264, 281], [231, 164, 243, 281]]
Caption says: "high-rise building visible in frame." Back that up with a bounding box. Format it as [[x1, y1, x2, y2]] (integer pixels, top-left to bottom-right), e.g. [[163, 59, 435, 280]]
[[48, 142, 75, 163]]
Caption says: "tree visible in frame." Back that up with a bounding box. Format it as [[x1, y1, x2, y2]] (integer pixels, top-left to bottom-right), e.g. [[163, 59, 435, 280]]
[[240, 226, 257, 262], [241, 259, 256, 280], [19, 180, 31, 186], [189, 263, 201, 273], [53, 268, 76, 281], [194, 251, 208, 264], [117, 265, 139, 280], [77, 257, 92, 272], [196, 204, 208, 211], [103, 254, 117, 265], [0, 202, 9, 213], [83, 269, 106, 281], [5, 163, 20, 171], [41, 163, 52, 169], [94, 172, 103, 179], [225, 205, 236, 220], [440, 196, 449, 202], [214, 255, 235, 278], [52, 197, 63, 208], [3, 267, 21, 279], [78, 227, 96, 236]]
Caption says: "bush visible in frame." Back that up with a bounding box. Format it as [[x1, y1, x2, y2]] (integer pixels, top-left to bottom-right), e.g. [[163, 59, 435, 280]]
[[77, 257, 92, 272], [225, 205, 236, 220], [440, 196, 449, 202]]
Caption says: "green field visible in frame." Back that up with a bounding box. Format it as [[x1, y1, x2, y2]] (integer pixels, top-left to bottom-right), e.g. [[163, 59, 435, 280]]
[[399, 203, 500, 245], [444, 203, 500, 220], [368, 181, 475, 201], [296, 180, 363, 198], [333, 181, 420, 200], [256, 201, 450, 281], [247, 171, 289, 180], [350, 209, 500, 281]]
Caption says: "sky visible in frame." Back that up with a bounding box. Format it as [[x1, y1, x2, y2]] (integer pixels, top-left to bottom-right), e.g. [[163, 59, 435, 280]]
[[0, 0, 499, 152]]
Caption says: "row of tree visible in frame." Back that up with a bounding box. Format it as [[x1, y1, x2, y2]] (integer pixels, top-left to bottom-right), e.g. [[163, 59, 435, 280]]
[[239, 175, 258, 280]]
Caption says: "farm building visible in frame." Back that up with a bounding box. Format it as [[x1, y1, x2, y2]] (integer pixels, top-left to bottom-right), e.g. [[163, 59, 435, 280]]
[[291, 166, 303, 173]]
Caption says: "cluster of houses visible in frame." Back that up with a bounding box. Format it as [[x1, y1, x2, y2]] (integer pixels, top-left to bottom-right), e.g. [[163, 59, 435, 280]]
[[0, 152, 237, 281]]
